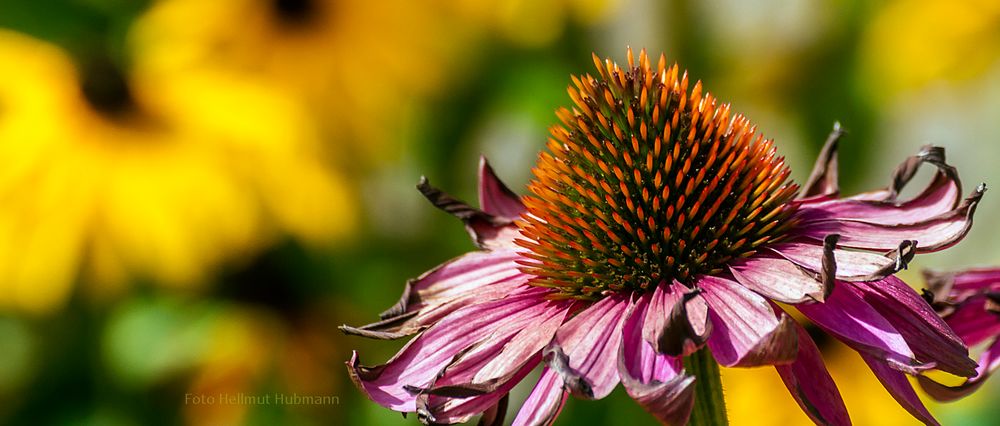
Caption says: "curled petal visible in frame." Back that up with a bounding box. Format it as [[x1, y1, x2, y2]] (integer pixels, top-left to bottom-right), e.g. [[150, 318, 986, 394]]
[[729, 256, 826, 304], [619, 292, 694, 425], [654, 286, 712, 357], [341, 251, 525, 339], [478, 156, 526, 220], [699, 275, 798, 367], [775, 322, 851, 426], [511, 368, 568, 426], [770, 239, 915, 283], [418, 176, 521, 250], [919, 338, 1000, 401], [798, 122, 843, 200], [862, 354, 940, 426], [944, 294, 1000, 347], [796, 184, 985, 253], [418, 357, 537, 424], [851, 276, 976, 377], [924, 267, 1000, 302], [548, 295, 631, 399], [801, 145, 962, 225], [640, 282, 685, 355], [796, 283, 920, 371], [347, 288, 560, 412]]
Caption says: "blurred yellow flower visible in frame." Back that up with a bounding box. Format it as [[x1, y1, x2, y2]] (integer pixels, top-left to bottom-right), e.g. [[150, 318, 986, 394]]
[[0, 30, 355, 314], [131, 0, 471, 164], [861, 0, 1000, 99]]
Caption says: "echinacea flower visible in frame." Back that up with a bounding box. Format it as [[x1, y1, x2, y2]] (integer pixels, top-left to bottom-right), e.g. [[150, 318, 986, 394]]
[[343, 49, 984, 425], [918, 267, 1000, 401]]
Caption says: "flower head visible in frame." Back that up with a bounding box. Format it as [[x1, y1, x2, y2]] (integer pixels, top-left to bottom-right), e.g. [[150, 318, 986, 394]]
[[344, 48, 984, 425], [918, 267, 1000, 401]]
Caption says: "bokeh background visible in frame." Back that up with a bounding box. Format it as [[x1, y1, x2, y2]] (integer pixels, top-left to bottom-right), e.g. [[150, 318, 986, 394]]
[[0, 0, 999, 425]]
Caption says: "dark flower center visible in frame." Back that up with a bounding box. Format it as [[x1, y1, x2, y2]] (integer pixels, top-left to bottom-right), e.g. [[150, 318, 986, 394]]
[[80, 57, 135, 116], [272, 0, 315, 25], [516, 50, 799, 300]]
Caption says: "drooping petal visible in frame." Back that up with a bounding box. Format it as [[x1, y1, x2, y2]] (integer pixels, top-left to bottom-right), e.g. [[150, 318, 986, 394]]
[[619, 292, 694, 425], [479, 156, 526, 220], [919, 338, 1000, 401], [944, 295, 1000, 347], [850, 276, 976, 377], [642, 281, 710, 357], [341, 250, 526, 339], [699, 275, 798, 367], [798, 122, 843, 200], [862, 354, 940, 426], [418, 176, 521, 250], [775, 322, 851, 426], [769, 239, 915, 282], [729, 255, 826, 304], [799, 145, 962, 225], [548, 295, 631, 399], [347, 287, 561, 412], [418, 355, 539, 424], [796, 283, 920, 371], [511, 368, 568, 426], [795, 184, 985, 253]]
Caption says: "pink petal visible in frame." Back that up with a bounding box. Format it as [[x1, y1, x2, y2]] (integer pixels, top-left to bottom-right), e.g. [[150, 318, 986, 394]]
[[699, 275, 798, 367], [952, 267, 1000, 291], [861, 354, 940, 426], [642, 281, 709, 357], [850, 276, 976, 377], [769, 241, 913, 282], [729, 255, 825, 303], [420, 356, 539, 424], [794, 184, 984, 253], [796, 283, 918, 370], [800, 160, 961, 226], [549, 295, 631, 399], [347, 287, 560, 412], [944, 295, 1000, 347], [919, 338, 1000, 401], [418, 176, 522, 250], [619, 293, 694, 425], [478, 156, 526, 220], [511, 368, 568, 426], [775, 321, 850, 426], [342, 250, 526, 339]]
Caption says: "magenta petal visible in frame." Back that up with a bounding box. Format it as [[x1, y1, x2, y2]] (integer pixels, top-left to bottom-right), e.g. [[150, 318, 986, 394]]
[[944, 295, 1000, 347], [478, 156, 526, 220], [641, 282, 685, 353], [729, 256, 825, 303], [796, 283, 917, 369], [775, 322, 850, 426], [421, 356, 539, 424], [348, 288, 559, 412], [862, 354, 940, 426], [550, 295, 631, 399], [699, 275, 798, 367], [850, 276, 976, 377], [919, 338, 1000, 401], [642, 281, 709, 357], [800, 162, 961, 226], [769, 242, 912, 282], [619, 293, 694, 425], [511, 368, 568, 426], [795, 184, 984, 253], [417, 176, 522, 250], [342, 250, 526, 339]]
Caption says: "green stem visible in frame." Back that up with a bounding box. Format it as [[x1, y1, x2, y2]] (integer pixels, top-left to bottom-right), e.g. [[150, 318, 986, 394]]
[[684, 348, 729, 426]]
